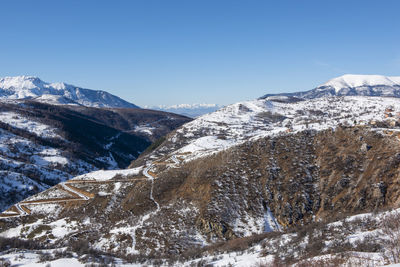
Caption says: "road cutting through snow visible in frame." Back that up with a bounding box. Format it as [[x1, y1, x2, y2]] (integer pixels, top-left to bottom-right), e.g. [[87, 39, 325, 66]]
[[15, 204, 29, 216], [144, 164, 160, 211], [171, 154, 180, 165], [60, 183, 91, 201], [0, 154, 187, 218]]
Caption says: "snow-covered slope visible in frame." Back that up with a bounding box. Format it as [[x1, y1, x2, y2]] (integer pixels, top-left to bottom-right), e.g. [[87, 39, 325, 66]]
[[0, 101, 153, 212], [0, 99, 189, 212], [33, 94, 81, 105], [148, 96, 400, 162], [321, 74, 400, 92], [0, 76, 139, 108], [150, 103, 221, 117], [4, 95, 400, 266], [0, 113, 94, 212], [261, 74, 400, 99], [1, 208, 398, 266]]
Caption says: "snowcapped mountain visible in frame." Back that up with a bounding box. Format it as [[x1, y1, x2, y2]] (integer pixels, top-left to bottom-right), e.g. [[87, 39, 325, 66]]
[[149, 103, 221, 117], [261, 74, 400, 99], [0, 76, 139, 108], [321, 74, 400, 91]]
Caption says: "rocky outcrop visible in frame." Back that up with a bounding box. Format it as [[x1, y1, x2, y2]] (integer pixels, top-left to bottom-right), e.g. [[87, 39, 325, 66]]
[[196, 218, 235, 239]]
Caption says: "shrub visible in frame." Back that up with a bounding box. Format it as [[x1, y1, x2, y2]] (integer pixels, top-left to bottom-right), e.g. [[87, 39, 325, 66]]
[[0, 259, 11, 267], [38, 252, 53, 263], [0, 237, 46, 250], [380, 212, 400, 264]]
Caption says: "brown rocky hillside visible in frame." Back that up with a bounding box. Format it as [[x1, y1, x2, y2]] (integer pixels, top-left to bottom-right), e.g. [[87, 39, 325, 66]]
[[2, 125, 400, 259]]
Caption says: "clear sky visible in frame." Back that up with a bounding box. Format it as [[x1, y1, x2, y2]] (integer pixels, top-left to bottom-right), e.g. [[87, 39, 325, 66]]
[[1, 0, 399, 107]]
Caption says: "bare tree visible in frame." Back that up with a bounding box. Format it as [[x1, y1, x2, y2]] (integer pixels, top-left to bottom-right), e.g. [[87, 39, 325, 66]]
[[381, 212, 400, 264]]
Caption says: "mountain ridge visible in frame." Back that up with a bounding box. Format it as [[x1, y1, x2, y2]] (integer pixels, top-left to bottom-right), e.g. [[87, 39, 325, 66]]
[[261, 74, 400, 100], [0, 76, 139, 108], [149, 103, 222, 118]]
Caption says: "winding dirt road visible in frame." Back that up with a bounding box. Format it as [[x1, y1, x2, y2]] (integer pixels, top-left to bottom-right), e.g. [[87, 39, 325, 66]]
[[0, 154, 185, 219]]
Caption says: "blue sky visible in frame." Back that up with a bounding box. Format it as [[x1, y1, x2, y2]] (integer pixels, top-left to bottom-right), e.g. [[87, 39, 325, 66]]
[[0, 0, 399, 106]]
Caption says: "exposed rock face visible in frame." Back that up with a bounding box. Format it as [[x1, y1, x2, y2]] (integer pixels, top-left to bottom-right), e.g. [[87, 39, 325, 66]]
[[196, 218, 235, 239], [314, 127, 400, 217]]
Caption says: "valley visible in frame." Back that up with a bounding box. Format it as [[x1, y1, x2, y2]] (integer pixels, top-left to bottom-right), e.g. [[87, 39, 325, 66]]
[[2, 77, 400, 265], [0, 150, 191, 219], [2, 75, 400, 266], [0, 78, 191, 213]]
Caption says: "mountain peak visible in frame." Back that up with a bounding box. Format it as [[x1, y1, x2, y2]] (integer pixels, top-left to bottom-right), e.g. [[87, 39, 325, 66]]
[[0, 75, 44, 89], [318, 74, 400, 92], [2, 75, 40, 80], [0, 75, 139, 108], [261, 74, 400, 100]]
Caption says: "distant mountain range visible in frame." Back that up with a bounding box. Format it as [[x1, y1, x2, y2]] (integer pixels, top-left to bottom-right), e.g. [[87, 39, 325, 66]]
[[261, 74, 400, 100], [149, 103, 222, 117], [0, 76, 139, 108]]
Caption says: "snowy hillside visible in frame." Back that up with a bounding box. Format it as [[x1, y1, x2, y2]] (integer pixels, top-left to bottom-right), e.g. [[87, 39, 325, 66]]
[[0, 99, 189, 212], [0, 76, 139, 108], [148, 96, 400, 162], [150, 103, 221, 117], [261, 74, 400, 99], [0, 101, 184, 212], [3, 204, 398, 267], [4, 95, 400, 266], [321, 74, 400, 92], [0, 111, 95, 212]]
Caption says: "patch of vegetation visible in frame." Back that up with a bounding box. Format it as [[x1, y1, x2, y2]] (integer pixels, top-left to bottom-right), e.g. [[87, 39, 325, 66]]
[[27, 224, 52, 239], [0, 236, 48, 251], [141, 136, 166, 155], [256, 111, 287, 122]]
